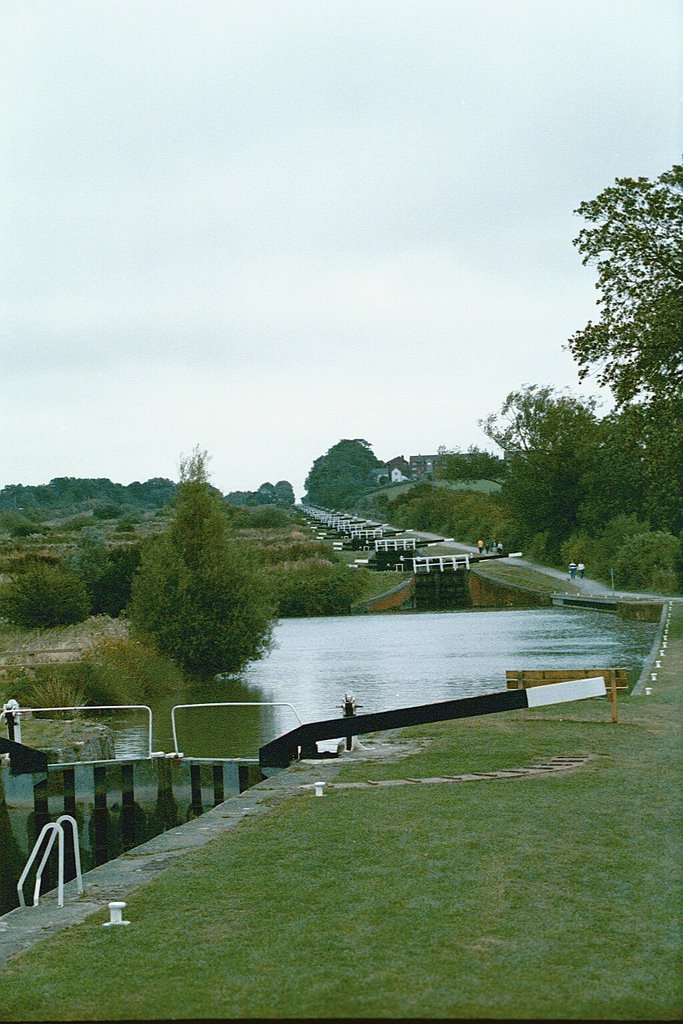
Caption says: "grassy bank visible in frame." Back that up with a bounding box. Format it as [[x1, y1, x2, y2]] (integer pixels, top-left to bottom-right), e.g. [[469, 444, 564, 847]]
[[0, 606, 680, 1020]]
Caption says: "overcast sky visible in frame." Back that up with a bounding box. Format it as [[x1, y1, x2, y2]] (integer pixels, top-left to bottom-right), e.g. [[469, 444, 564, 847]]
[[2, 0, 681, 499]]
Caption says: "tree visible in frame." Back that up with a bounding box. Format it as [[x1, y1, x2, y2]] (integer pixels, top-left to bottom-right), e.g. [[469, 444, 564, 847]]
[[480, 385, 601, 560], [273, 480, 295, 506], [304, 439, 384, 508], [438, 446, 507, 486], [570, 164, 683, 407], [129, 448, 275, 678]]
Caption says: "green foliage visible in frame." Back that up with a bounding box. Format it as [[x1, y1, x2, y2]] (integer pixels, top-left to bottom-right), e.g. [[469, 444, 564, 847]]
[[83, 637, 186, 704], [480, 385, 601, 560], [614, 531, 681, 593], [92, 543, 143, 616], [304, 439, 384, 508], [0, 476, 178, 514], [63, 527, 109, 602], [226, 480, 296, 507], [0, 565, 90, 627], [271, 560, 366, 617], [0, 638, 185, 709], [438, 446, 507, 485], [60, 529, 140, 616], [570, 163, 683, 407], [92, 502, 124, 520], [129, 449, 275, 678], [560, 514, 681, 593], [383, 482, 512, 548], [245, 506, 291, 529]]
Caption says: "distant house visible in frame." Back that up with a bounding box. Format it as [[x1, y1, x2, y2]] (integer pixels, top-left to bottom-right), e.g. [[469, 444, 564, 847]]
[[385, 456, 411, 483], [409, 454, 443, 480]]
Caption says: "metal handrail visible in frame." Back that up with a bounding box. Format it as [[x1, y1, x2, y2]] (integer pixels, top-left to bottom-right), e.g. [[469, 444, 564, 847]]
[[17, 814, 83, 908], [171, 701, 304, 757], [8, 704, 154, 758]]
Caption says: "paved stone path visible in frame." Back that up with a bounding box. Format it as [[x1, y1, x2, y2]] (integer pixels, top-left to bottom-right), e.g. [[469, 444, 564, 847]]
[[300, 754, 592, 791]]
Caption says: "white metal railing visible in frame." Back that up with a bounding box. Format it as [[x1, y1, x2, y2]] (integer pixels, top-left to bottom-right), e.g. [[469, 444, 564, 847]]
[[171, 701, 304, 758], [6, 704, 155, 759], [17, 814, 83, 908], [407, 554, 471, 572], [375, 538, 417, 551]]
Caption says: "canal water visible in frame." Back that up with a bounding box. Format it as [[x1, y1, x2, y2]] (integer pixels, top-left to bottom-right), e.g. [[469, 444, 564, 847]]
[[0, 607, 656, 916], [113, 606, 657, 759]]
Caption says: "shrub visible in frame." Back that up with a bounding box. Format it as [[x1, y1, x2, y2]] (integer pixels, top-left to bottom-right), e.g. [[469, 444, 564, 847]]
[[614, 531, 681, 593], [272, 560, 366, 617], [0, 565, 90, 627], [28, 672, 87, 718], [92, 503, 123, 520], [90, 543, 143, 617], [83, 638, 186, 704], [247, 506, 290, 529], [0, 640, 185, 710]]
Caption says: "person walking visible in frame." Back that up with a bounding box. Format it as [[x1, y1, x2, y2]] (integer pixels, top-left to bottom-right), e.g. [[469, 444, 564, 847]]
[[577, 561, 585, 579], [477, 539, 484, 555], [568, 560, 577, 580]]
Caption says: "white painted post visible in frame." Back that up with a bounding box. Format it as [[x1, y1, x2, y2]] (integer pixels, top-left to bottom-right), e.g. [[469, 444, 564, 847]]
[[314, 782, 326, 797], [103, 901, 130, 926]]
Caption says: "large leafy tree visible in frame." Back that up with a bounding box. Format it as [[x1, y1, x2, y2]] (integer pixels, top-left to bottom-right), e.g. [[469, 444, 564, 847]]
[[480, 385, 601, 559], [130, 448, 275, 678], [304, 439, 384, 508], [569, 164, 683, 406]]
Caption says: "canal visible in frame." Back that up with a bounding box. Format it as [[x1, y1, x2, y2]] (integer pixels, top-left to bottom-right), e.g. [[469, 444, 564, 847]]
[[0, 606, 657, 916], [113, 606, 657, 758]]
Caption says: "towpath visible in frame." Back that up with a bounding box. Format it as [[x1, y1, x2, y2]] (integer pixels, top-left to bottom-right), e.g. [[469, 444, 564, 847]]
[[405, 530, 682, 604]]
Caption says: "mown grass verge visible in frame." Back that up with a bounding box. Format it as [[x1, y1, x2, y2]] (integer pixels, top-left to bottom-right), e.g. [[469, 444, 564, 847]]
[[473, 559, 581, 595], [0, 607, 680, 1020]]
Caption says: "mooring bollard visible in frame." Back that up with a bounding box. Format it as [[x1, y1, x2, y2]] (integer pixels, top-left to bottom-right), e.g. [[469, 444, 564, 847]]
[[103, 901, 130, 927], [314, 782, 326, 797], [645, 687, 653, 696]]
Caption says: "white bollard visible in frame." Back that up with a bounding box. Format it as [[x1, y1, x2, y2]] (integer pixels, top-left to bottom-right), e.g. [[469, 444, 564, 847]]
[[645, 687, 653, 696], [313, 782, 326, 797], [103, 901, 130, 927]]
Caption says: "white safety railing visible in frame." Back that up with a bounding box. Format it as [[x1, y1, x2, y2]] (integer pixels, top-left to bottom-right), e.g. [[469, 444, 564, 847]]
[[375, 538, 417, 551], [17, 814, 83, 908], [408, 554, 471, 572], [171, 702, 304, 758], [6, 704, 155, 759]]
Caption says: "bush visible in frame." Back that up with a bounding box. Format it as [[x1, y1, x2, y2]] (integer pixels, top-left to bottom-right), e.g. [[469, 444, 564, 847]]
[[92, 503, 123, 520], [272, 560, 366, 617], [614, 531, 681, 593], [246, 506, 290, 529], [0, 565, 90, 627], [89, 543, 143, 616]]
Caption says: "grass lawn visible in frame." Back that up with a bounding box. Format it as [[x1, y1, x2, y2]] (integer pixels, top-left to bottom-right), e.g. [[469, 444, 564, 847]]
[[0, 606, 681, 1020], [473, 559, 581, 595]]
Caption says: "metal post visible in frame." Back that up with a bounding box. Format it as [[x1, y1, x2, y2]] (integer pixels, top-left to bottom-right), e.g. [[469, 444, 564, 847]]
[[3, 699, 22, 743], [340, 693, 362, 751]]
